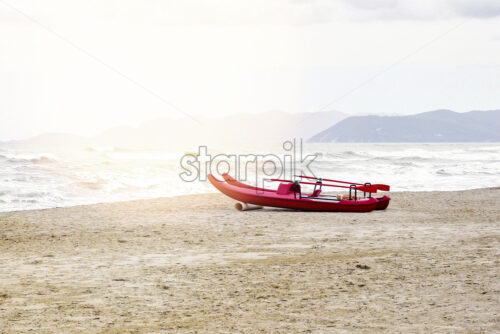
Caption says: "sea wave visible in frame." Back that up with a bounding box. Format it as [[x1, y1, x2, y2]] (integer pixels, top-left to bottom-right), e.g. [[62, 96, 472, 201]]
[[85, 146, 125, 152], [368, 156, 436, 163], [77, 181, 103, 190], [0, 143, 499, 212], [0, 153, 58, 164], [17, 191, 50, 198], [320, 151, 372, 160]]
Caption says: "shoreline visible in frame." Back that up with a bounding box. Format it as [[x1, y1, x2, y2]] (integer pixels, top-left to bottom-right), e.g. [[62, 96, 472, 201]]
[[2, 186, 500, 215], [1, 188, 499, 332]]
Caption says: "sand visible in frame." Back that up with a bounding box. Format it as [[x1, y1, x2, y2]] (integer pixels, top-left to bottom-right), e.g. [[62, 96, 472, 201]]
[[0, 188, 499, 333]]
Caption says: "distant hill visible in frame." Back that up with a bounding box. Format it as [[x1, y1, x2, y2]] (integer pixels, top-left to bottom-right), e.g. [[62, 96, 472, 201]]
[[91, 110, 346, 149], [1, 110, 346, 150], [0, 133, 88, 150], [308, 109, 500, 143]]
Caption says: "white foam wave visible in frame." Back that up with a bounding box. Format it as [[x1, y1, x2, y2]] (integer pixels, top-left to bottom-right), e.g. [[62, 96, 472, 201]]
[[0, 152, 59, 164], [0, 143, 499, 212], [85, 146, 124, 152]]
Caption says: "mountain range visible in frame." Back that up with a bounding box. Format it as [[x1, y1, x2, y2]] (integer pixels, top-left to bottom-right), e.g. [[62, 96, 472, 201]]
[[308, 109, 500, 143], [2, 109, 499, 150], [1, 110, 345, 150]]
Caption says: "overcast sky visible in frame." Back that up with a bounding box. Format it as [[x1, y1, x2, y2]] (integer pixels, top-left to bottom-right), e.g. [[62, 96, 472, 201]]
[[1, 0, 500, 140]]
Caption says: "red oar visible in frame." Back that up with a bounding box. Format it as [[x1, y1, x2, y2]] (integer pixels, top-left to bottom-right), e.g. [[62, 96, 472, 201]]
[[270, 179, 378, 193], [296, 175, 390, 191]]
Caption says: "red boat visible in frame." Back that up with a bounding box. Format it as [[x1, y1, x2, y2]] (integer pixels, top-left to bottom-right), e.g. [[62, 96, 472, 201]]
[[208, 173, 390, 212]]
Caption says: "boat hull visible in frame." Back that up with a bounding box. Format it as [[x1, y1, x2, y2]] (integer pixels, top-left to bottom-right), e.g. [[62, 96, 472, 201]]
[[209, 174, 382, 212], [375, 196, 391, 210], [221, 173, 391, 211]]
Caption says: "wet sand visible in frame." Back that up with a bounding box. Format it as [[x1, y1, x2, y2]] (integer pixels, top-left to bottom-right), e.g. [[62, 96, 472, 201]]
[[0, 188, 499, 333]]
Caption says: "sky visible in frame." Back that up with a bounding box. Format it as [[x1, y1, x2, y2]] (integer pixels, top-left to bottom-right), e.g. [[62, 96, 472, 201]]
[[0, 0, 500, 140]]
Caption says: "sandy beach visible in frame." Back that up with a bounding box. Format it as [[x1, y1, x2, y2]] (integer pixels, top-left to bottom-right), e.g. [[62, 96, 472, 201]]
[[0, 188, 499, 333]]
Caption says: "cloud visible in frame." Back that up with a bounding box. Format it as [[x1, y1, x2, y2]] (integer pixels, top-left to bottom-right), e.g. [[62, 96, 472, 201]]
[[143, 0, 337, 27], [451, 0, 500, 18], [348, 0, 399, 11], [342, 0, 500, 20]]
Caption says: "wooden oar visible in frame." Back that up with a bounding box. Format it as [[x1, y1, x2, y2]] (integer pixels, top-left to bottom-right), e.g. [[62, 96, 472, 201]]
[[295, 175, 390, 191]]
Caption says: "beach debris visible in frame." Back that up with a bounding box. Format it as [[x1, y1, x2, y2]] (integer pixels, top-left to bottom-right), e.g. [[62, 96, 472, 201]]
[[355, 264, 370, 270]]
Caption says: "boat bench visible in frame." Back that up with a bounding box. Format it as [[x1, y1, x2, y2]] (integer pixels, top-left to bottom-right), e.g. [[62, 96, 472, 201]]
[[277, 182, 322, 198]]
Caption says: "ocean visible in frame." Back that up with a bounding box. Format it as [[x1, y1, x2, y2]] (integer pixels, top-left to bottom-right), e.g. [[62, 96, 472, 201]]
[[1, 143, 499, 212]]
